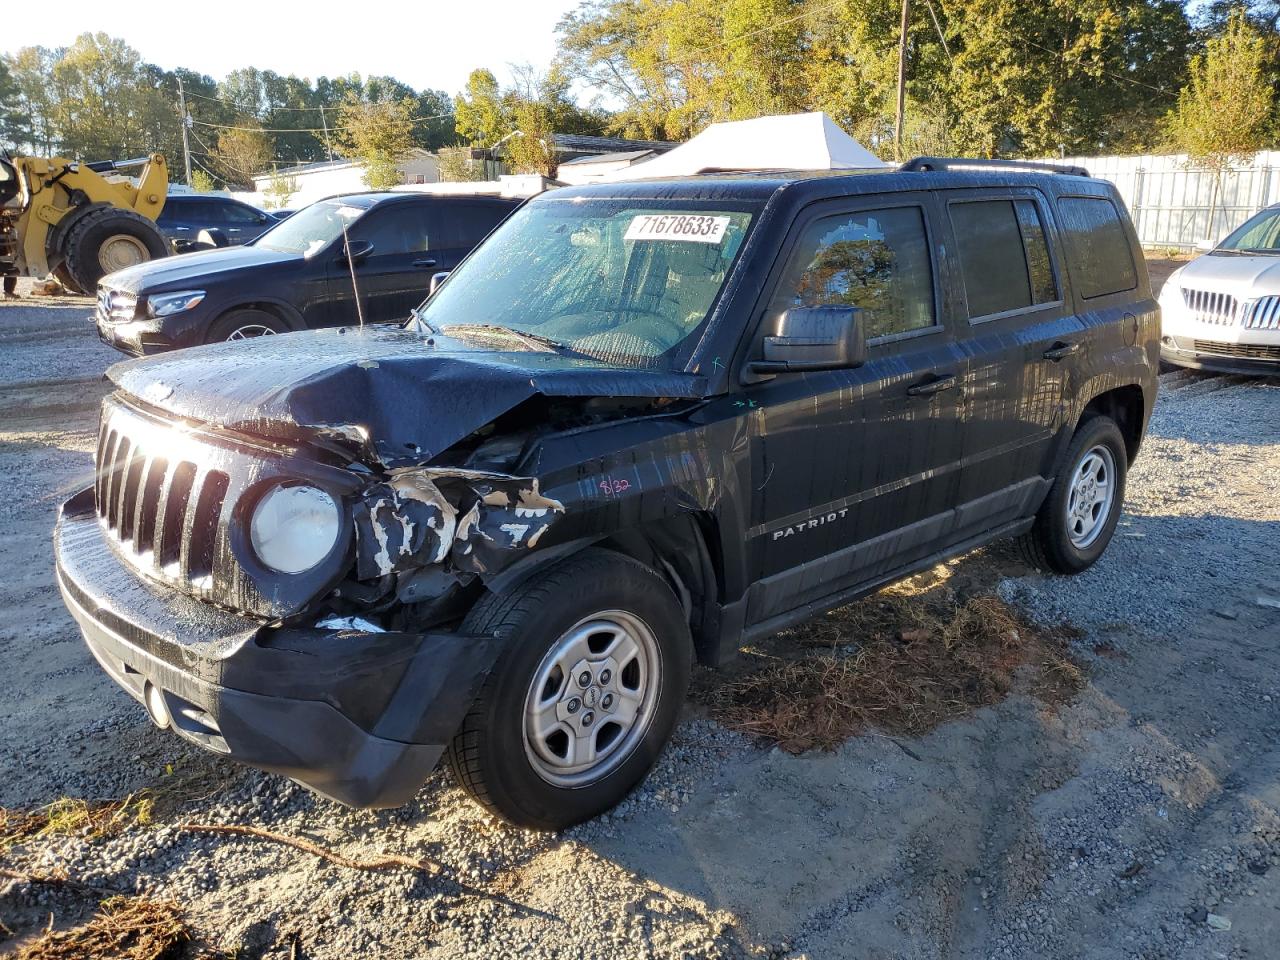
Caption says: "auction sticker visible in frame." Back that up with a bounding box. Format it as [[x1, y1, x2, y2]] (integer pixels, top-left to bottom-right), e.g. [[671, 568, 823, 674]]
[[625, 214, 730, 244]]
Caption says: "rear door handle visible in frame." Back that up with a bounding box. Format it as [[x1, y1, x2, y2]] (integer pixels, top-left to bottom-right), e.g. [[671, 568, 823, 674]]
[[906, 374, 958, 397], [1043, 340, 1081, 361], [413, 258, 438, 268]]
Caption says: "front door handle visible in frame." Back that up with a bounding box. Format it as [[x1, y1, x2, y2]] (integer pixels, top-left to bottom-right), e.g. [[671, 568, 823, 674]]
[[906, 374, 958, 397], [413, 258, 438, 268], [1043, 340, 1081, 361]]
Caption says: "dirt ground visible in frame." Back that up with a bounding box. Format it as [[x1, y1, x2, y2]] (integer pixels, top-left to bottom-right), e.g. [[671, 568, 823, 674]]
[[2, 266, 1280, 959]]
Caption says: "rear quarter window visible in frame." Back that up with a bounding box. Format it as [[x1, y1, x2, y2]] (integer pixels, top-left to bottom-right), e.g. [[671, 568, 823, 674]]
[[949, 198, 1058, 319], [1057, 196, 1137, 299]]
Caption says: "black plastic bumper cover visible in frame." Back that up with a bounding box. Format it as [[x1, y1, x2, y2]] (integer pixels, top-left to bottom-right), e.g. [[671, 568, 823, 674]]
[[54, 487, 500, 808]]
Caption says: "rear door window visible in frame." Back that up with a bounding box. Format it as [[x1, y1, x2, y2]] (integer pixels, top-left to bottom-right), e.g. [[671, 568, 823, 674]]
[[768, 205, 937, 341], [434, 203, 511, 249], [158, 198, 190, 224], [1057, 196, 1137, 299], [221, 202, 265, 225], [351, 205, 430, 256], [950, 198, 1059, 320]]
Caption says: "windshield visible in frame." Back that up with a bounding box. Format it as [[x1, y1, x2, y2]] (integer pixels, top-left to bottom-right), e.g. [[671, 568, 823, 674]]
[[254, 198, 365, 256], [417, 198, 758, 368], [1215, 207, 1280, 254]]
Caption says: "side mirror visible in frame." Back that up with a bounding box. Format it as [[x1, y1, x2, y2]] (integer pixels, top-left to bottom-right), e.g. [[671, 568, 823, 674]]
[[339, 239, 374, 264], [749, 306, 866, 375], [429, 270, 451, 297]]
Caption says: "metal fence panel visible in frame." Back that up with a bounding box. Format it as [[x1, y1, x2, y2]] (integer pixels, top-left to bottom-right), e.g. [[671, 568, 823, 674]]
[[1051, 151, 1280, 250]]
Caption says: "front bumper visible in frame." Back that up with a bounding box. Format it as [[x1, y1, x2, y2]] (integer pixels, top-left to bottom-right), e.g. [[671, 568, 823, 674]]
[[1160, 336, 1280, 377], [55, 487, 500, 808], [93, 312, 174, 357]]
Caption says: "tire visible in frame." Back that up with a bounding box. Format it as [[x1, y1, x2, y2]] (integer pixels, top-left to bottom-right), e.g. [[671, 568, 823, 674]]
[[51, 263, 86, 296], [207, 308, 290, 343], [61, 207, 169, 293], [1018, 415, 1128, 575], [446, 549, 692, 829]]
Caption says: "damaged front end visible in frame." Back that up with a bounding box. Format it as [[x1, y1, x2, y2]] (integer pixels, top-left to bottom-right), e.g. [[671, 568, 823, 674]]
[[347, 467, 565, 623]]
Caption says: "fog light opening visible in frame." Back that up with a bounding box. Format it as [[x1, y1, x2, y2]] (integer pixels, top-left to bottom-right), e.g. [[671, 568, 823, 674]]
[[144, 681, 171, 729]]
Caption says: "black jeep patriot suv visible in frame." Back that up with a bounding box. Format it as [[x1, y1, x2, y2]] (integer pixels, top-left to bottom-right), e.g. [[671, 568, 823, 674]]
[[55, 159, 1158, 829]]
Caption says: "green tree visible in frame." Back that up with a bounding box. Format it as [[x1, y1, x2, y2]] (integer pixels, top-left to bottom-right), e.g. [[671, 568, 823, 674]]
[[946, 0, 1192, 157], [1166, 8, 1275, 168], [454, 69, 506, 146], [50, 33, 173, 160], [6, 46, 61, 154], [436, 145, 484, 181], [335, 96, 416, 189], [262, 169, 300, 208], [189, 168, 218, 192], [1166, 9, 1275, 238], [213, 123, 274, 188], [0, 58, 22, 150]]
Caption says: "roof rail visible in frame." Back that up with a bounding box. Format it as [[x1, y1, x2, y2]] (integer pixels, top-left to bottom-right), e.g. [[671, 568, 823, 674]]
[[900, 156, 1091, 178]]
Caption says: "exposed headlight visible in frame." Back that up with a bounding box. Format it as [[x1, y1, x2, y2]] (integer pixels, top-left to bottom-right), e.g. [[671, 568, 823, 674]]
[[147, 290, 206, 318], [250, 484, 341, 574]]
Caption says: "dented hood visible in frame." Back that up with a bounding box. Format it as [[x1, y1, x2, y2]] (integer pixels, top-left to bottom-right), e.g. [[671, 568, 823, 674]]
[[106, 325, 708, 465]]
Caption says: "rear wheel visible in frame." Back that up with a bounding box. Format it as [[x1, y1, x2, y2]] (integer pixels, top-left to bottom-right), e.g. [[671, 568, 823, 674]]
[[207, 308, 289, 343], [446, 550, 691, 829], [1018, 415, 1128, 574], [61, 207, 168, 293]]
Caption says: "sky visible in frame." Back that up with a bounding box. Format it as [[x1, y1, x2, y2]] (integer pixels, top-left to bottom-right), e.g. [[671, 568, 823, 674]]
[[3, 0, 583, 94]]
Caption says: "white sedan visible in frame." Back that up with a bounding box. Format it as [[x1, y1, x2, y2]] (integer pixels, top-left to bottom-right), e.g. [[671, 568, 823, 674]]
[[1160, 203, 1280, 375]]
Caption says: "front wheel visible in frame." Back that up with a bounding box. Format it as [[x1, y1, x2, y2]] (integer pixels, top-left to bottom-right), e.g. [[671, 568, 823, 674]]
[[1019, 415, 1128, 574], [207, 308, 289, 343], [446, 550, 691, 829]]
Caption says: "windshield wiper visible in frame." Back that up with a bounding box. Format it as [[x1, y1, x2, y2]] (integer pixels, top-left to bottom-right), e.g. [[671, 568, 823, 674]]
[[442, 323, 586, 357], [410, 305, 438, 333]]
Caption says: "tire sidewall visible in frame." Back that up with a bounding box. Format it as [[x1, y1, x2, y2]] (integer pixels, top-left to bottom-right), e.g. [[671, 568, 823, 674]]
[[66, 211, 168, 291], [207, 309, 289, 343], [1045, 417, 1128, 572], [464, 554, 691, 828]]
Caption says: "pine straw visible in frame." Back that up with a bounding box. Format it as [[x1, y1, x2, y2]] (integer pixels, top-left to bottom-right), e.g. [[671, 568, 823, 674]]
[[0, 794, 153, 853], [700, 588, 1083, 753], [5, 896, 190, 960]]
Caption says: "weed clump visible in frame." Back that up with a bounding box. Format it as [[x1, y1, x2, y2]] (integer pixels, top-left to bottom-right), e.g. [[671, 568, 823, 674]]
[[700, 587, 1082, 753]]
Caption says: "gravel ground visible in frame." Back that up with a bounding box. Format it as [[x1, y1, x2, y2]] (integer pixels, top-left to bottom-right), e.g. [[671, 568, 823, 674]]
[[2, 271, 1280, 959]]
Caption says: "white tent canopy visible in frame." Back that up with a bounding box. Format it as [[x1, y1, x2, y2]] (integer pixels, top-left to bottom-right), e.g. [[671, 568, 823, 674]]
[[601, 112, 889, 181]]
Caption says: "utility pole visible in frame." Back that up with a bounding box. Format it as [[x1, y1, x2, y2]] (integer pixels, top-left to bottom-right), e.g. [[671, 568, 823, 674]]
[[176, 75, 193, 186], [319, 104, 334, 161], [895, 0, 911, 162]]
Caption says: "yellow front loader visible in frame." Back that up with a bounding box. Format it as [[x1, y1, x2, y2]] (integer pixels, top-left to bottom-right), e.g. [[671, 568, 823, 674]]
[[0, 152, 170, 295]]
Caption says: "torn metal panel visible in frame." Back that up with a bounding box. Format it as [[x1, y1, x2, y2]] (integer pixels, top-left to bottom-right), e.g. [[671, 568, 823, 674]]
[[353, 468, 565, 582], [352, 472, 457, 581]]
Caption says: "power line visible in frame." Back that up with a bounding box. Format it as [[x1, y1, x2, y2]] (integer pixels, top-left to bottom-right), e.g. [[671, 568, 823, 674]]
[[188, 112, 454, 135], [1017, 36, 1178, 100], [182, 90, 336, 112]]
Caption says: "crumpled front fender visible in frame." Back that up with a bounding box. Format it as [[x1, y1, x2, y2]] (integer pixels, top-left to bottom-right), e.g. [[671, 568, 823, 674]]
[[352, 467, 565, 583]]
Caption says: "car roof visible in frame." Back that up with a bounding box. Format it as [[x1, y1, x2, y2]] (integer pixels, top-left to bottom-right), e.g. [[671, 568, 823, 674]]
[[318, 191, 521, 209], [545, 166, 1107, 208]]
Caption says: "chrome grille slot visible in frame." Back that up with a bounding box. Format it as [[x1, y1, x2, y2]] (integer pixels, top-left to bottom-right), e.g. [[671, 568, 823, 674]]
[[106, 437, 131, 530], [90, 393, 357, 620], [135, 458, 168, 554], [1243, 296, 1280, 331], [1181, 288, 1239, 325], [157, 462, 196, 569], [188, 471, 230, 581], [94, 415, 223, 584], [118, 451, 146, 542]]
